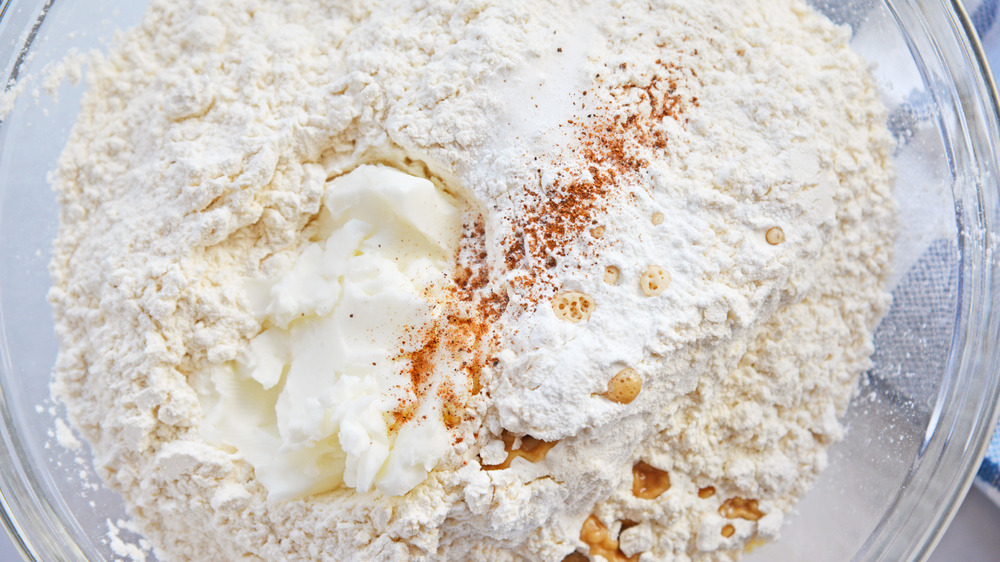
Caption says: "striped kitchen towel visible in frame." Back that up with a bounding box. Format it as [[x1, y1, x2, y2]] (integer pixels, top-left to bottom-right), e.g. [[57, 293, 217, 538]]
[[831, 0, 1000, 507]]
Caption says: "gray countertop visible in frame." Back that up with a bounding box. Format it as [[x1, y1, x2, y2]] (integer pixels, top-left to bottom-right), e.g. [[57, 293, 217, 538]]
[[929, 487, 1000, 562]]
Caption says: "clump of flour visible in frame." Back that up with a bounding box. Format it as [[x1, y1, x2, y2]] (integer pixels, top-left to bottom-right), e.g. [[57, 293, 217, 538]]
[[48, 0, 895, 560]]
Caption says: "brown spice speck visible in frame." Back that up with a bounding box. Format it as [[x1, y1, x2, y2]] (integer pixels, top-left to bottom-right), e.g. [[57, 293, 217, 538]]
[[389, 216, 508, 433]]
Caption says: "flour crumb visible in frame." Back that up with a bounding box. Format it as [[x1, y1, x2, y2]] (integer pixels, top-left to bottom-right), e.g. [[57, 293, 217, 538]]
[[54, 417, 81, 450], [106, 520, 148, 562], [0, 78, 28, 118], [41, 48, 86, 99]]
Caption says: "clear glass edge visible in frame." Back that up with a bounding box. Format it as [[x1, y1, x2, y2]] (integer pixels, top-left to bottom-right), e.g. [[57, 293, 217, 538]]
[[914, 0, 1000, 559], [0, 3, 92, 561], [861, 0, 1000, 560], [0, 0, 45, 554]]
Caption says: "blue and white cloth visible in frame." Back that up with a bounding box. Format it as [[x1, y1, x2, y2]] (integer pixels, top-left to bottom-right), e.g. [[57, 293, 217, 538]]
[[965, 0, 1000, 506], [971, 0, 999, 46], [832, 0, 1000, 508]]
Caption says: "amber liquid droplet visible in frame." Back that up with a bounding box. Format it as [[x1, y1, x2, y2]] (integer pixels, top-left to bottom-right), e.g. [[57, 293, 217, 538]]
[[606, 368, 642, 404], [632, 461, 671, 499], [766, 226, 785, 245], [579, 515, 639, 562], [482, 431, 558, 471], [719, 497, 764, 521]]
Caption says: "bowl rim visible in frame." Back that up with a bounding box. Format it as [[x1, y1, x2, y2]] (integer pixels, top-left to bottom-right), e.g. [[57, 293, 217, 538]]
[[881, 0, 1000, 559], [0, 0, 998, 561]]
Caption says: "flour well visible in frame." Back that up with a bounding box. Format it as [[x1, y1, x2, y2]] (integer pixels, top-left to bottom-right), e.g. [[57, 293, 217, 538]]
[[49, 0, 895, 560]]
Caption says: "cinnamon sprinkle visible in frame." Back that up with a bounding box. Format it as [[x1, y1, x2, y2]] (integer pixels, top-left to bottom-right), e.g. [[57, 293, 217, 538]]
[[390, 53, 701, 437], [390, 215, 508, 435], [504, 55, 700, 301]]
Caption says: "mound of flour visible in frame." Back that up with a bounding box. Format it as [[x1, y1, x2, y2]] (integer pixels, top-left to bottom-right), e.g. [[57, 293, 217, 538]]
[[48, 0, 894, 560]]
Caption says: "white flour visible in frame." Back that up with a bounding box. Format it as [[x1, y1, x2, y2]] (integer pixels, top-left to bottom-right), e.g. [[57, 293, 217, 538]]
[[49, 0, 895, 560]]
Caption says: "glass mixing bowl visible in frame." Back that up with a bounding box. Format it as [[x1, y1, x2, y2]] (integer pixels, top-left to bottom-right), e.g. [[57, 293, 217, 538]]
[[0, 0, 998, 560]]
